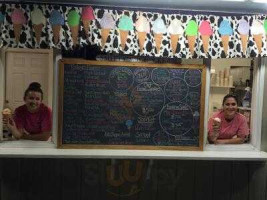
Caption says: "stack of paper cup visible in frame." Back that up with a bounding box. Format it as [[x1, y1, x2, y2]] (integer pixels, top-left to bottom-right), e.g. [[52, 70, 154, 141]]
[[220, 77, 224, 86], [218, 70, 223, 86], [224, 68, 230, 78], [219, 70, 223, 79], [224, 78, 228, 86], [215, 74, 218, 85], [216, 74, 219, 86], [219, 71, 223, 86], [229, 75, 233, 87], [210, 73, 214, 85], [211, 73, 217, 85]]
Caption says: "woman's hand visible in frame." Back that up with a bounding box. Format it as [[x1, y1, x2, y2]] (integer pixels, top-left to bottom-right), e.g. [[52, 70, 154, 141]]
[[214, 139, 225, 144], [212, 123, 220, 132], [7, 117, 15, 130], [215, 137, 245, 144], [7, 118, 23, 139], [209, 118, 221, 143], [2, 115, 8, 127]]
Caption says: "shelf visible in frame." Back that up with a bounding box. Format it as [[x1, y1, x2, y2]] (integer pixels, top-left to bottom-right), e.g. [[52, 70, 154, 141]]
[[211, 85, 235, 88], [0, 141, 266, 160], [0, 141, 267, 161]]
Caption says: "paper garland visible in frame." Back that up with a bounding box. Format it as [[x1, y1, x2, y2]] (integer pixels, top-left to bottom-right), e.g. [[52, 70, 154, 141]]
[[0, 3, 267, 59]]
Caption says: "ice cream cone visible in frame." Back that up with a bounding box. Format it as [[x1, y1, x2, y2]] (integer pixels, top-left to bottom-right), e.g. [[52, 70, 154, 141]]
[[240, 34, 248, 53], [137, 31, 146, 53], [70, 25, 79, 46], [52, 25, 61, 44], [2, 107, 12, 121], [154, 33, 163, 53], [82, 19, 91, 36], [170, 34, 180, 54], [33, 24, 43, 44], [187, 35, 196, 55], [101, 28, 110, 48], [253, 34, 262, 54], [13, 24, 22, 43], [120, 30, 128, 50], [221, 35, 229, 55], [201, 35, 210, 54], [2, 113, 11, 120]]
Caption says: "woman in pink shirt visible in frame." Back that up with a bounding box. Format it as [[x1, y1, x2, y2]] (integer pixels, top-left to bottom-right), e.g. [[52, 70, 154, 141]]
[[208, 94, 249, 144], [7, 82, 52, 141]]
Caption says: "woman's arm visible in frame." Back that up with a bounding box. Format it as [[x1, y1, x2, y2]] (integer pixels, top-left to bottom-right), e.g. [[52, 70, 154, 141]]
[[8, 118, 51, 141], [7, 118, 23, 139], [215, 114, 249, 144], [21, 131, 51, 141], [208, 119, 220, 143], [215, 137, 245, 144], [208, 131, 219, 143]]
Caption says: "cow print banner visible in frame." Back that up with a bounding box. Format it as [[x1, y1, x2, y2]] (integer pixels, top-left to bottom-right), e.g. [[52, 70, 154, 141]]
[[0, 3, 266, 59]]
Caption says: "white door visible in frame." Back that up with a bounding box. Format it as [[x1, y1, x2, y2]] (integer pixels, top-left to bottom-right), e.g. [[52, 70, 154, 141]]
[[6, 49, 52, 110]]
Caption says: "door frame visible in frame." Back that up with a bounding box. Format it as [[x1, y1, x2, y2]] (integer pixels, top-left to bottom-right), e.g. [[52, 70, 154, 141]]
[[4, 48, 53, 108]]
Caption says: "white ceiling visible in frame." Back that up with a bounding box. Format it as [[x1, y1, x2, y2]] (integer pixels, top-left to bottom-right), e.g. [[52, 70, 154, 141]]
[[8, 0, 267, 14]]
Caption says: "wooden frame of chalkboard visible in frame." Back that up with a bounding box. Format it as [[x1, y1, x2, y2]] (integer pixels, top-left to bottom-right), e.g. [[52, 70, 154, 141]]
[[58, 59, 206, 150]]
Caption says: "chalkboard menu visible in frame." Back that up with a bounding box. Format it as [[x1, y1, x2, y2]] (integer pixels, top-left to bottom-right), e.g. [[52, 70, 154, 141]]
[[58, 59, 206, 150]]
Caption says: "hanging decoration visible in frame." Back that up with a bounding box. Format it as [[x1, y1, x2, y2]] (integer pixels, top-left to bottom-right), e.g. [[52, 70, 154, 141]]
[[11, 8, 26, 44], [81, 6, 95, 37], [199, 20, 212, 54], [118, 14, 134, 51], [136, 15, 150, 53], [0, 3, 267, 59], [168, 19, 183, 54], [49, 10, 64, 44]]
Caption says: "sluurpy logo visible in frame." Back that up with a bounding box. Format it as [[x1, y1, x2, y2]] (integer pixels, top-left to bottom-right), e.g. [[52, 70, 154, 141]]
[[106, 160, 146, 197]]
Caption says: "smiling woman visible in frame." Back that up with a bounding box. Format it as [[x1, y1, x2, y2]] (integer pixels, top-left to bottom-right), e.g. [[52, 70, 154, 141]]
[[6, 82, 52, 141], [208, 94, 250, 144]]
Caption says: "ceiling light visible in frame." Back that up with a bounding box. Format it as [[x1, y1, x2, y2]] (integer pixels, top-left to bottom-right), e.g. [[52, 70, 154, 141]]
[[251, 0, 267, 3]]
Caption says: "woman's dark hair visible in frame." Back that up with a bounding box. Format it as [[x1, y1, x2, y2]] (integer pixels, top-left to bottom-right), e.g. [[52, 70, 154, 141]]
[[222, 94, 238, 105], [24, 82, 43, 100]]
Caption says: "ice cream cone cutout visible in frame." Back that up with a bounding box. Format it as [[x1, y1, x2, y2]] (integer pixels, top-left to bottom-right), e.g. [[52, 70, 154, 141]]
[[49, 10, 64, 44], [167, 19, 183, 54], [67, 10, 80, 46], [136, 15, 150, 53], [264, 19, 267, 52], [137, 32, 147, 52], [0, 13, 4, 26], [152, 17, 167, 54], [11, 9, 26, 44], [82, 6, 95, 37], [185, 20, 198, 55], [251, 20, 265, 55], [218, 20, 233, 56], [238, 19, 249, 54], [100, 13, 115, 48], [118, 15, 133, 50], [31, 8, 46, 44], [154, 33, 163, 53], [199, 20, 213, 54], [101, 28, 110, 47]]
